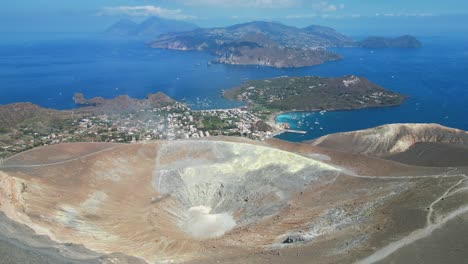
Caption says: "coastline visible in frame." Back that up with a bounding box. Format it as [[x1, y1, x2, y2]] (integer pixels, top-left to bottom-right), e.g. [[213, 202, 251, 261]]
[[221, 75, 408, 137], [269, 101, 406, 123], [266, 102, 407, 138]]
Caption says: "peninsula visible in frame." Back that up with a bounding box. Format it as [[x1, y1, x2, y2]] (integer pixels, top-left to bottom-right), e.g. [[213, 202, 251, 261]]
[[223, 75, 406, 119], [358, 35, 422, 48]]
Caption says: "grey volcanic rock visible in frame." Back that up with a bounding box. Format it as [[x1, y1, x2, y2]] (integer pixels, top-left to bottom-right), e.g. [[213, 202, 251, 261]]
[[0, 140, 341, 263], [310, 123, 468, 165], [358, 35, 422, 48], [0, 212, 146, 264], [387, 142, 468, 167], [1, 137, 468, 263]]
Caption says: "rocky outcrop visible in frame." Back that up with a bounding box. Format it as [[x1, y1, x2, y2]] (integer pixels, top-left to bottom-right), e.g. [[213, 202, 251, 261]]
[[250, 120, 273, 132], [309, 123, 468, 161], [73, 92, 175, 114], [73, 93, 104, 106]]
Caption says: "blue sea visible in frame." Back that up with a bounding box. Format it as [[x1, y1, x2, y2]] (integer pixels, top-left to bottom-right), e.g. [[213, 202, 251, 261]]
[[1, 34, 467, 141]]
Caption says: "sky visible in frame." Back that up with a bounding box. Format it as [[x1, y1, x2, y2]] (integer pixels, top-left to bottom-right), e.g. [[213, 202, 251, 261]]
[[2, 0, 468, 36]]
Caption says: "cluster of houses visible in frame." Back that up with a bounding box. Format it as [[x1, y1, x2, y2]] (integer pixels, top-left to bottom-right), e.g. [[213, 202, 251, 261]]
[[0, 104, 282, 158]]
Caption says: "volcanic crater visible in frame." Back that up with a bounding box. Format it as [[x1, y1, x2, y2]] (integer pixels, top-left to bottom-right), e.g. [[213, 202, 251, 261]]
[[1, 128, 467, 264]]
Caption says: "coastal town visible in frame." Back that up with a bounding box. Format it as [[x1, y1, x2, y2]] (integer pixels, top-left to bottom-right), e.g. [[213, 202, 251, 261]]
[[72, 104, 280, 142], [0, 75, 406, 159], [0, 101, 288, 159], [0, 73, 406, 158]]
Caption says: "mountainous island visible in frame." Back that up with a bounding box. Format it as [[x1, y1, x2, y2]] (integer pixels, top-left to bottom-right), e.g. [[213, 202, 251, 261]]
[[104, 19, 423, 68], [148, 21, 422, 67], [223, 75, 406, 119], [105, 17, 198, 39], [358, 35, 422, 48], [150, 21, 354, 68]]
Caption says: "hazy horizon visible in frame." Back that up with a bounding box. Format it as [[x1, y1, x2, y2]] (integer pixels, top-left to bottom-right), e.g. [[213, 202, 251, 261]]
[[2, 0, 468, 37]]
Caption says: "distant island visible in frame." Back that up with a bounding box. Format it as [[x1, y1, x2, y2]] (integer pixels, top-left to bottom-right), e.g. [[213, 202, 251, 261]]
[[104, 19, 423, 68], [358, 35, 422, 48], [223, 75, 406, 119], [105, 17, 198, 40], [212, 36, 342, 68], [150, 21, 354, 68], [148, 21, 422, 68]]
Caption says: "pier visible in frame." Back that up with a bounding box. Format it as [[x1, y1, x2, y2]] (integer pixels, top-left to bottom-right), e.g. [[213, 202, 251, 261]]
[[284, 129, 307, 134]]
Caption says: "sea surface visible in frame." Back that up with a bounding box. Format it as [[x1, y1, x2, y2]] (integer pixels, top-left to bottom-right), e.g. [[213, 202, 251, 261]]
[[1, 34, 467, 141]]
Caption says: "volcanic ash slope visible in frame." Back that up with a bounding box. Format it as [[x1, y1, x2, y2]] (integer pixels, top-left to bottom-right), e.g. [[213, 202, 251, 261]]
[[0, 135, 467, 264]]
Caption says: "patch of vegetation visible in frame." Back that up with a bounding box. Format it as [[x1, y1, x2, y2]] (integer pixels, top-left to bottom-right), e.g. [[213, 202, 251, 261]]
[[202, 116, 235, 130], [224, 76, 406, 112]]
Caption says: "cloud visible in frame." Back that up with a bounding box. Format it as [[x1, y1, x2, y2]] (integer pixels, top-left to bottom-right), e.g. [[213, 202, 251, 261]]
[[311, 1, 345, 12], [285, 12, 435, 20], [285, 14, 318, 19], [376, 12, 435, 17], [169, 0, 344, 11], [100, 5, 196, 20], [171, 0, 301, 8]]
